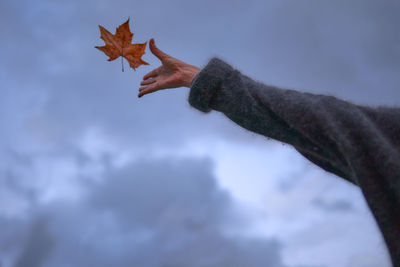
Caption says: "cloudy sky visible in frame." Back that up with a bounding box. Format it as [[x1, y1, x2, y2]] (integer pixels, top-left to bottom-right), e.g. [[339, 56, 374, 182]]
[[1, 0, 399, 266]]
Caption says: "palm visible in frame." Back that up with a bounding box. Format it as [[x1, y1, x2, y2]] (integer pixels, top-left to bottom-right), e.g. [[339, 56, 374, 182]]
[[154, 58, 182, 88]]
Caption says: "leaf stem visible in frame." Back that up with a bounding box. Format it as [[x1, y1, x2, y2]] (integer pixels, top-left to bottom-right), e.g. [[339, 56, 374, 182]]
[[121, 56, 124, 72]]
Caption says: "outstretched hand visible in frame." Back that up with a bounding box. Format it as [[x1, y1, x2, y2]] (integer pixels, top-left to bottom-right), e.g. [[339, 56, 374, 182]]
[[138, 39, 200, 98]]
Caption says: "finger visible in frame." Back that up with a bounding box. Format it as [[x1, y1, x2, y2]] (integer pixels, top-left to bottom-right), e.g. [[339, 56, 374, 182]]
[[138, 82, 160, 98], [140, 78, 156, 86], [143, 67, 160, 80], [149, 38, 170, 61], [138, 83, 158, 93]]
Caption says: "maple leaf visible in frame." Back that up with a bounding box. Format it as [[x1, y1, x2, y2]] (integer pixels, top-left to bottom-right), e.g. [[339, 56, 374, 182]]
[[95, 18, 149, 71]]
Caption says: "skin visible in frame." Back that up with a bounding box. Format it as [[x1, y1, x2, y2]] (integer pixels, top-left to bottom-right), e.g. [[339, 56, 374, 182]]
[[138, 38, 201, 98]]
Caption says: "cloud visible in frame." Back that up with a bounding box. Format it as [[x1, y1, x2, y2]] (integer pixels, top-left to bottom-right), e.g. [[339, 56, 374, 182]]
[[13, 218, 54, 267], [311, 197, 353, 212], [89, 157, 235, 229], [0, 156, 286, 267]]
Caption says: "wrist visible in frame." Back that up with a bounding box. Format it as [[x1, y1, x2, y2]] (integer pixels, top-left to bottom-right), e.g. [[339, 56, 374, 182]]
[[183, 65, 201, 88]]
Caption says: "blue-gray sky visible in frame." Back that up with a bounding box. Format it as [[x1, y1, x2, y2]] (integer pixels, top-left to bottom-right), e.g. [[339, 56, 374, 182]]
[[0, 0, 399, 266]]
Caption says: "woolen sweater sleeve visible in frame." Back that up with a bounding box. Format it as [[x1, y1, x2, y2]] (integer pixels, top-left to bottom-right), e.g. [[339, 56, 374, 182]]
[[188, 57, 400, 266]]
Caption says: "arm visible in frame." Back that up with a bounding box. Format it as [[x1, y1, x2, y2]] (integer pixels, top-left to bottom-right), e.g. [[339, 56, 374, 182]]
[[139, 43, 399, 186], [189, 57, 400, 183], [189, 57, 367, 184], [139, 44, 400, 265], [189, 58, 400, 266]]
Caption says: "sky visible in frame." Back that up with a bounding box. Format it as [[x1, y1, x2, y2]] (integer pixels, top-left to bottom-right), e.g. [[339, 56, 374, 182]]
[[0, 0, 399, 266]]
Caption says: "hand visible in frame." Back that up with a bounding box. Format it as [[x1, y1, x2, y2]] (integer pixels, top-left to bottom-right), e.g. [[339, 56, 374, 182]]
[[138, 38, 201, 98]]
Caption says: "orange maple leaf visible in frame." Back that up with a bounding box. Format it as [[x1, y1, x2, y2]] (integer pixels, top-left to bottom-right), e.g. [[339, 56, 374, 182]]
[[95, 18, 149, 71]]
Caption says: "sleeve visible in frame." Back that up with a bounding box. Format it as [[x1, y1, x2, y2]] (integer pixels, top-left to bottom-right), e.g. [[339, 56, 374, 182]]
[[189, 57, 400, 266], [188, 57, 400, 187]]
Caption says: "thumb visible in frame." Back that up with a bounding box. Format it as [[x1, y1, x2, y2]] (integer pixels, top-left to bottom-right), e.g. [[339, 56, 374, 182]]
[[149, 38, 169, 61]]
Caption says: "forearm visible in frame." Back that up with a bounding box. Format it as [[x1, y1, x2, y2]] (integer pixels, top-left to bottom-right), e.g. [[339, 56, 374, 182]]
[[189, 57, 353, 182]]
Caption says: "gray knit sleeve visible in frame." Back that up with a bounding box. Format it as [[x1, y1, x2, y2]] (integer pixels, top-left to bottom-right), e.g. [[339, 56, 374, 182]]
[[188, 58, 234, 113], [189, 56, 400, 266], [189, 58, 350, 182], [188, 57, 400, 186]]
